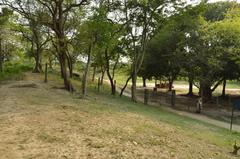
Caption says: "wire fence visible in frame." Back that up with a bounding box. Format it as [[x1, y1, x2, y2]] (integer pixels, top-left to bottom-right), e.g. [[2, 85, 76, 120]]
[[136, 87, 240, 125]]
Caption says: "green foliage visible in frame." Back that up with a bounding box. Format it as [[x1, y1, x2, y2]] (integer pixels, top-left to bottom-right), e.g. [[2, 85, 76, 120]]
[[0, 62, 32, 81]]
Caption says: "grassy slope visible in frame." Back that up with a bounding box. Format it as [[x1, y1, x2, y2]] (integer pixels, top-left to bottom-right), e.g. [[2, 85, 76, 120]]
[[67, 74, 240, 158], [0, 73, 239, 158]]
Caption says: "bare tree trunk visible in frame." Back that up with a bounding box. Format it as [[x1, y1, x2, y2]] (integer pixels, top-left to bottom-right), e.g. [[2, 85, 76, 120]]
[[82, 44, 92, 96]]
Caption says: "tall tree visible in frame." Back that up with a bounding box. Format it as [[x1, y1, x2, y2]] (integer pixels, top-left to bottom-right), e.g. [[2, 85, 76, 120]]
[[35, 0, 88, 91]]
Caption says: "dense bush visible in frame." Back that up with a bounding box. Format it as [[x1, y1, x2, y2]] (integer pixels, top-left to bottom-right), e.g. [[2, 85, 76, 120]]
[[0, 62, 32, 81]]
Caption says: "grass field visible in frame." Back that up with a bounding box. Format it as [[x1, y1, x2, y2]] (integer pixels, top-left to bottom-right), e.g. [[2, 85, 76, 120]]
[[0, 72, 239, 158], [112, 70, 240, 96]]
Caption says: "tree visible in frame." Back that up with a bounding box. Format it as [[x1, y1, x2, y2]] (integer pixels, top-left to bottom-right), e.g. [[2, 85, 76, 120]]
[[30, 0, 89, 91], [120, 0, 183, 101], [0, 8, 13, 72]]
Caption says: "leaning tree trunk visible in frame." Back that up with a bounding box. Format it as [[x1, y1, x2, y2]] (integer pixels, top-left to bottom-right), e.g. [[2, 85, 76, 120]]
[[120, 75, 132, 97], [222, 79, 226, 98]]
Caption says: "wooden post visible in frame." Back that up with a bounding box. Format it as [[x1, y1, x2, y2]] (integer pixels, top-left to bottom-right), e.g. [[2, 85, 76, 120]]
[[230, 107, 234, 132], [171, 90, 176, 107], [97, 77, 101, 92], [144, 89, 149, 105], [44, 63, 48, 83]]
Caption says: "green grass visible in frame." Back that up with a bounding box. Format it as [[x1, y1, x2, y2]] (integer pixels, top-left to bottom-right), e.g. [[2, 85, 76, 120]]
[[92, 92, 240, 147], [62, 73, 240, 149], [45, 71, 240, 150], [0, 71, 237, 158]]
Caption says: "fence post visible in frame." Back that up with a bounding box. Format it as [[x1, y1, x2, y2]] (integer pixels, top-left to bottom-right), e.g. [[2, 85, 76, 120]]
[[144, 89, 149, 105], [171, 90, 176, 107]]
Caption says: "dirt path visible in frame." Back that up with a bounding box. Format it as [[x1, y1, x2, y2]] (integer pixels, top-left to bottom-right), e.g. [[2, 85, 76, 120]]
[[116, 86, 240, 132]]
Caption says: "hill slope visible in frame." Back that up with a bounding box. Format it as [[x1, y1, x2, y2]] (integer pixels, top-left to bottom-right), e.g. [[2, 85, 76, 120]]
[[0, 73, 239, 159]]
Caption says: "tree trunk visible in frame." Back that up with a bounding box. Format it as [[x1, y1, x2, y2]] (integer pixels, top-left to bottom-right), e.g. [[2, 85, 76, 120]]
[[59, 52, 73, 92], [100, 68, 105, 85], [200, 81, 212, 102], [66, 52, 73, 78], [0, 38, 3, 73], [69, 59, 73, 78], [44, 63, 48, 83], [143, 77, 146, 87], [120, 75, 132, 97], [188, 77, 193, 96], [106, 69, 116, 95], [222, 79, 226, 98], [92, 66, 96, 82], [82, 45, 91, 96], [49, 57, 53, 69], [168, 77, 173, 91], [33, 45, 42, 73], [131, 67, 137, 102]]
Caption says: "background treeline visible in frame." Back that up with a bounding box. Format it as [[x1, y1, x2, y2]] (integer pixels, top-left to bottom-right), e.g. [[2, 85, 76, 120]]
[[139, 2, 240, 100]]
